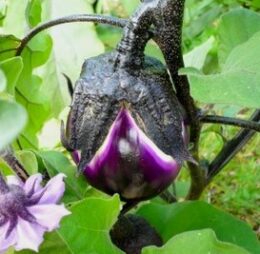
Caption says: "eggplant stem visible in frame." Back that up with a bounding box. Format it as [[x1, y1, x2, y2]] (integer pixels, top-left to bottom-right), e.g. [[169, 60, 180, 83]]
[[200, 114, 260, 132], [206, 110, 260, 183], [160, 190, 177, 203], [150, 0, 203, 200], [121, 201, 139, 216], [16, 14, 127, 56], [115, 1, 156, 70]]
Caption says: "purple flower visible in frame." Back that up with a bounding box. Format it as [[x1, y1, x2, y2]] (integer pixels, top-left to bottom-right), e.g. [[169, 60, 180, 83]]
[[83, 108, 183, 201], [0, 173, 70, 253]]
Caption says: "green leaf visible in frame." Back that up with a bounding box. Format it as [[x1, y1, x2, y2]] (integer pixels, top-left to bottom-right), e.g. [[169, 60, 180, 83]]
[[26, 0, 42, 27], [18, 196, 122, 254], [0, 35, 20, 62], [0, 158, 14, 175], [121, 0, 139, 15], [15, 33, 53, 149], [41, 0, 104, 82], [0, 100, 27, 150], [137, 201, 260, 254], [97, 25, 122, 51], [16, 150, 38, 175], [0, 1, 7, 26], [142, 229, 249, 254], [57, 195, 123, 254], [184, 37, 214, 70], [38, 151, 87, 203], [17, 34, 53, 104], [0, 68, 6, 92], [2, 0, 29, 38], [0, 57, 23, 95], [181, 31, 260, 108], [218, 8, 260, 65], [184, 5, 221, 39]]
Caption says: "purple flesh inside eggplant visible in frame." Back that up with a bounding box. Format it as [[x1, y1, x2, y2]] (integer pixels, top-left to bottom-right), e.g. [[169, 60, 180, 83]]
[[83, 107, 181, 201]]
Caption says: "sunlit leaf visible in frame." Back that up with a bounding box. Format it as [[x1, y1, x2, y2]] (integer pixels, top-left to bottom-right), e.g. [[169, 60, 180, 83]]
[[218, 8, 260, 65], [0, 100, 27, 150], [121, 0, 139, 15], [0, 35, 20, 62], [26, 0, 42, 27], [0, 68, 6, 92], [57, 195, 123, 254], [142, 229, 249, 254], [38, 151, 87, 203], [0, 0, 7, 26], [180, 31, 260, 108], [0, 57, 23, 95], [2, 0, 28, 38], [41, 0, 104, 82], [16, 150, 38, 175], [184, 37, 214, 70], [137, 201, 260, 254]]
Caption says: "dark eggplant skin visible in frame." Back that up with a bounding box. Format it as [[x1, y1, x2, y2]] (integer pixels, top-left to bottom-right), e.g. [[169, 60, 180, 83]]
[[67, 51, 189, 164], [61, 0, 194, 202], [62, 51, 192, 201]]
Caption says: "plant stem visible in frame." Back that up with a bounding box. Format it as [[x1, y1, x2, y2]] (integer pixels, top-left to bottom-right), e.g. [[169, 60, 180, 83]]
[[152, 0, 204, 199], [116, 1, 154, 69], [200, 115, 260, 132], [0, 147, 29, 182], [207, 110, 260, 183], [160, 190, 177, 203], [121, 201, 139, 215], [16, 14, 127, 56]]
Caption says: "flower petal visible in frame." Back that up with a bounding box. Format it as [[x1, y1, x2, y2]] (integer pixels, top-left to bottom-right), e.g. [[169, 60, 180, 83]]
[[6, 175, 23, 187], [38, 173, 66, 204], [28, 204, 71, 231], [0, 221, 16, 252], [24, 174, 43, 196], [14, 218, 45, 252]]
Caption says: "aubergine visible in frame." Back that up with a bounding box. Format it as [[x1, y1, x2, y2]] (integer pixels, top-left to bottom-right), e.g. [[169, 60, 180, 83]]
[[61, 1, 192, 202]]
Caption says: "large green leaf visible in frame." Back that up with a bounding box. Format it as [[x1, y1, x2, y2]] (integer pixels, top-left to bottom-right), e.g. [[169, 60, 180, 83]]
[[0, 68, 6, 92], [15, 33, 54, 149], [27, 0, 106, 129], [0, 35, 20, 62], [26, 0, 42, 27], [18, 196, 122, 254], [218, 8, 260, 65], [18, 231, 70, 254], [38, 151, 87, 203], [180, 31, 260, 108], [184, 3, 221, 40], [41, 0, 104, 82], [184, 37, 214, 70], [2, 0, 28, 38], [142, 229, 249, 254], [0, 0, 7, 26], [0, 57, 23, 95], [0, 100, 27, 150], [137, 201, 260, 254], [57, 195, 123, 254], [121, 0, 139, 15]]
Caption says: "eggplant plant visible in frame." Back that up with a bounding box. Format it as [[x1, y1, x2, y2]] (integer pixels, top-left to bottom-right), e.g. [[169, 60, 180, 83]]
[[0, 0, 260, 253]]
